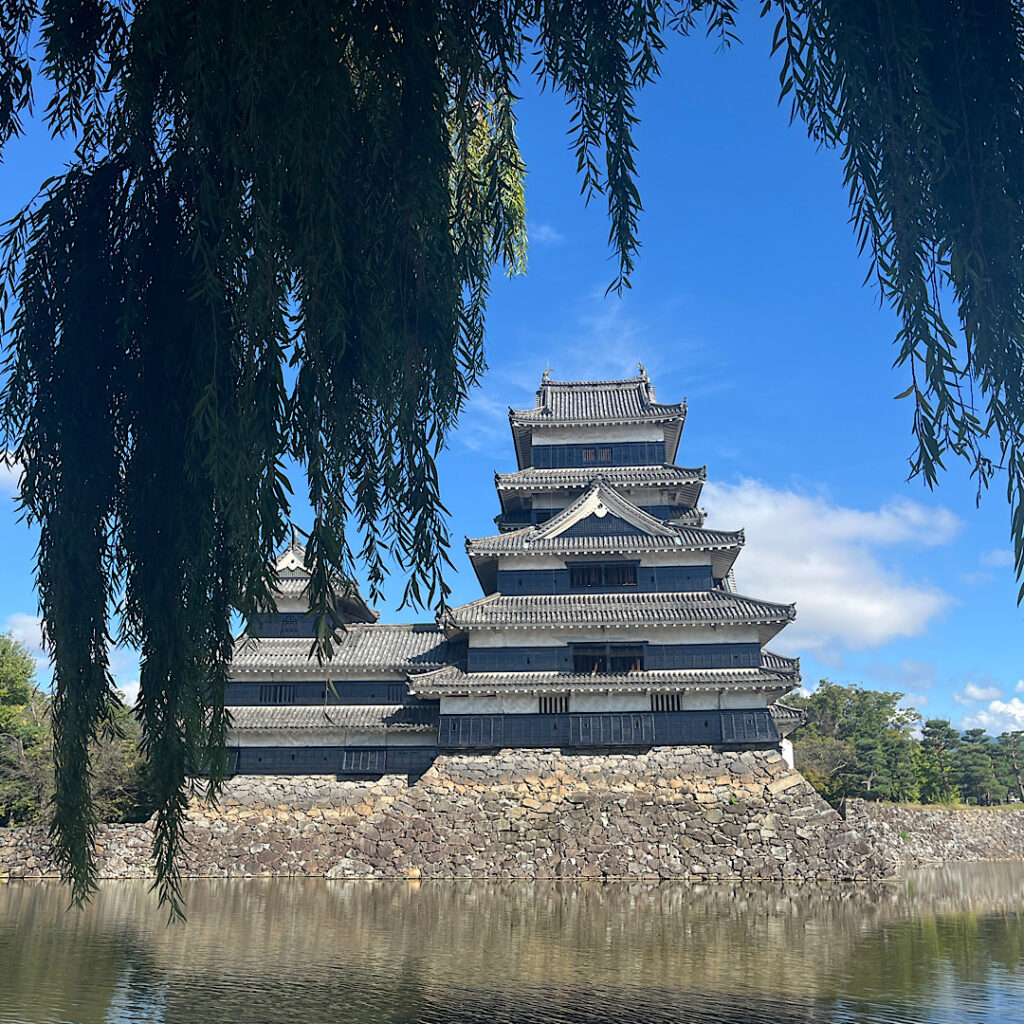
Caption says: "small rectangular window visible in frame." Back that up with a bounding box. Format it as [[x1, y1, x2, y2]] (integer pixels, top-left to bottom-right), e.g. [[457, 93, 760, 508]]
[[598, 447, 613, 461], [604, 563, 637, 587], [582, 447, 597, 462], [573, 645, 608, 674], [608, 646, 645, 673]]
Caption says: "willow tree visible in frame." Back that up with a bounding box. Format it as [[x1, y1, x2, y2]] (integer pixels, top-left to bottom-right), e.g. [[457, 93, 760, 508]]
[[1, 1, 1022, 909]]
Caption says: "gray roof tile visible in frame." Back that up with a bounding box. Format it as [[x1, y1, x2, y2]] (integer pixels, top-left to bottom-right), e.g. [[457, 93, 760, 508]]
[[466, 524, 743, 555], [445, 590, 795, 645], [510, 376, 684, 423], [410, 658, 800, 697], [230, 625, 465, 674], [227, 704, 438, 732], [496, 464, 705, 493]]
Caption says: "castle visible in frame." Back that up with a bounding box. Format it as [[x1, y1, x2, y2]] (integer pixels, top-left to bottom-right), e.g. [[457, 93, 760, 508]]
[[223, 369, 802, 774]]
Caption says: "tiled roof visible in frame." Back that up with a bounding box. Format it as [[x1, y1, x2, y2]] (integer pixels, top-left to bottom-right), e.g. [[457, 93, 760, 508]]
[[466, 524, 743, 555], [496, 464, 705, 493], [510, 375, 684, 423], [768, 701, 805, 723], [410, 661, 800, 697], [444, 590, 796, 644], [769, 700, 806, 737], [762, 650, 800, 673], [227, 704, 438, 732], [268, 533, 378, 622], [672, 507, 706, 527], [229, 625, 465, 675]]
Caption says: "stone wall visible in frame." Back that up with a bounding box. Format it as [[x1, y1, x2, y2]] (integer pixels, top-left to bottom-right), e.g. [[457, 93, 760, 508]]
[[844, 799, 1024, 869], [0, 747, 892, 881]]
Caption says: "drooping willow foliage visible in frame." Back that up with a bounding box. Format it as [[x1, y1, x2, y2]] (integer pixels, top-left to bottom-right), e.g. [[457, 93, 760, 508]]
[[0, 1, 1022, 911]]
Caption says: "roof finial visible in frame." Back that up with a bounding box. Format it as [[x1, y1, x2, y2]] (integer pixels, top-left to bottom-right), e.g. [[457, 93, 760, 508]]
[[542, 363, 552, 383], [289, 523, 303, 552], [637, 361, 648, 379]]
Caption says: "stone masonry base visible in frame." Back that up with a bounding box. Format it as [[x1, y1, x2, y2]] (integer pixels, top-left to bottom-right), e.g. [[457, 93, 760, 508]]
[[1, 747, 894, 881]]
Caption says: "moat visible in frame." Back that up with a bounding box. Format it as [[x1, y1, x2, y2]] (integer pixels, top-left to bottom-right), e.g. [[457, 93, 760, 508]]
[[1, 864, 1022, 1024]]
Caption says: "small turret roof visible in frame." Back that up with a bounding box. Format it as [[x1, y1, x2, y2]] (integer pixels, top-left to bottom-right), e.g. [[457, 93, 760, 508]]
[[229, 624, 464, 676], [508, 371, 687, 467], [270, 527, 378, 624], [226, 703, 438, 733]]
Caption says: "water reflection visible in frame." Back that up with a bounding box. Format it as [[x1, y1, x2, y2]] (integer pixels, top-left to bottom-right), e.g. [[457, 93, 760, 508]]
[[1, 865, 1022, 1024]]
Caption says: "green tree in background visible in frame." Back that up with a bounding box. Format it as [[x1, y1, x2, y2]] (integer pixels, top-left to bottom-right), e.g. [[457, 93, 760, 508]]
[[957, 729, 1000, 806], [3, 1, 1024, 908], [0, 631, 50, 824], [1, 631, 154, 825], [792, 685, 1024, 807], [788, 680, 920, 804], [920, 719, 961, 803], [997, 732, 1024, 802]]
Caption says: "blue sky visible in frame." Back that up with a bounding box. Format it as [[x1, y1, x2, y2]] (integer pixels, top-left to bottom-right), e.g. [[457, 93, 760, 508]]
[[1, 11, 1021, 731]]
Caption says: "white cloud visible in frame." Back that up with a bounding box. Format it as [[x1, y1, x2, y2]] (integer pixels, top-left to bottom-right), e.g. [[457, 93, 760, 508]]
[[530, 222, 565, 245], [3, 612, 50, 678], [4, 612, 42, 651], [865, 657, 937, 690], [1016, 680, 1024, 693], [981, 548, 1014, 568], [117, 680, 140, 707], [955, 681, 1004, 704], [0, 452, 21, 496], [704, 480, 959, 654], [962, 697, 1024, 734]]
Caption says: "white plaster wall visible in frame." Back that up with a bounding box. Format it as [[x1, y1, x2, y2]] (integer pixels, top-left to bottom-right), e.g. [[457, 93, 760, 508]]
[[496, 551, 715, 570], [225, 729, 434, 747], [440, 695, 538, 714], [531, 424, 664, 444], [570, 693, 646, 712], [229, 669, 410, 682], [721, 691, 767, 709], [469, 625, 759, 647], [499, 555, 568, 570], [780, 738, 795, 770], [524, 486, 696, 508]]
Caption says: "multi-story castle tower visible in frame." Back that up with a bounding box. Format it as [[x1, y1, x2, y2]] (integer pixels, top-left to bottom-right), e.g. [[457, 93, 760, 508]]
[[223, 369, 802, 772]]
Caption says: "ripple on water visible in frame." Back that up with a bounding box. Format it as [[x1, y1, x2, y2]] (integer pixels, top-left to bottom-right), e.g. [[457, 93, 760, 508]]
[[0, 864, 1022, 1024]]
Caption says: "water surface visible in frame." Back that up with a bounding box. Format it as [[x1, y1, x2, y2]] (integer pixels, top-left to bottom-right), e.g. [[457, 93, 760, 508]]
[[1, 864, 1022, 1023]]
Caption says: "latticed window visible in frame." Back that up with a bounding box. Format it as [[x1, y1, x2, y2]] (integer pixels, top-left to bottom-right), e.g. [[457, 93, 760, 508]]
[[259, 684, 296, 704], [598, 447, 613, 461], [539, 695, 570, 714], [569, 562, 638, 588], [571, 643, 644, 674], [582, 447, 597, 462], [652, 694, 684, 712]]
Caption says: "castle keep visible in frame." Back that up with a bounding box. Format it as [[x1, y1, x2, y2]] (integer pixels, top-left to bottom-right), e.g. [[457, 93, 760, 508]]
[[224, 369, 802, 774]]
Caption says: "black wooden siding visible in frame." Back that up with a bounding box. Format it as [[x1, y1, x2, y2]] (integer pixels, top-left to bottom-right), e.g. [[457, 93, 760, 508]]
[[438, 709, 778, 749], [233, 745, 436, 775], [225, 680, 412, 705], [496, 564, 714, 595], [249, 612, 321, 638], [531, 442, 665, 468], [466, 641, 762, 673]]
